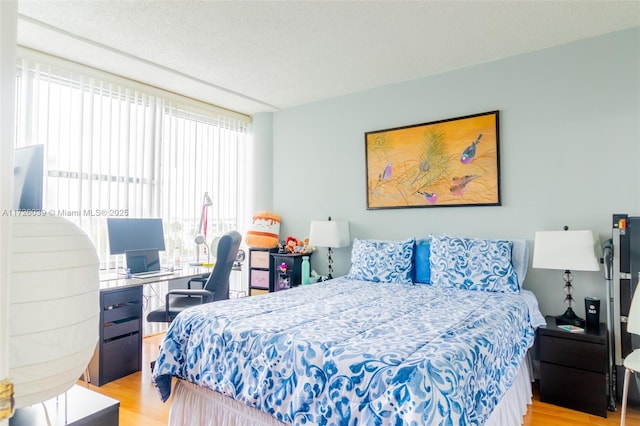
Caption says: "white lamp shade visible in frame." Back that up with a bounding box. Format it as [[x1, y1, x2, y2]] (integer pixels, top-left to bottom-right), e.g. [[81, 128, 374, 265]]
[[308, 220, 351, 248], [10, 216, 100, 409], [532, 229, 600, 272]]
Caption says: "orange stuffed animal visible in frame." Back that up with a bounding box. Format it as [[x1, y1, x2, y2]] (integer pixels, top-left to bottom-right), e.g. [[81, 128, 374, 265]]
[[246, 211, 281, 248]]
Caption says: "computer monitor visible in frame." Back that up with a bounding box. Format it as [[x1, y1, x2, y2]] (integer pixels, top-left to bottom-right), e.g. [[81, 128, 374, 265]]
[[106, 218, 166, 255], [14, 144, 44, 210]]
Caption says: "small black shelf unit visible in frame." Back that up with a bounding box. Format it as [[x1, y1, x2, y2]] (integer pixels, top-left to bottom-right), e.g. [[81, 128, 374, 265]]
[[270, 252, 312, 292]]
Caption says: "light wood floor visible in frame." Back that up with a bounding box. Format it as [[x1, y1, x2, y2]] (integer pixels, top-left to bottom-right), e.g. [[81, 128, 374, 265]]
[[84, 334, 640, 426]]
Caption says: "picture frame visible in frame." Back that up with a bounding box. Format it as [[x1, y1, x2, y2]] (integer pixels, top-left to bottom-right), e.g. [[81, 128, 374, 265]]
[[365, 110, 500, 210]]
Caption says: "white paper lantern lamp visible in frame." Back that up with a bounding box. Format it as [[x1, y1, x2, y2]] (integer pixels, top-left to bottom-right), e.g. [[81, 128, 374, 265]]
[[9, 215, 99, 409]]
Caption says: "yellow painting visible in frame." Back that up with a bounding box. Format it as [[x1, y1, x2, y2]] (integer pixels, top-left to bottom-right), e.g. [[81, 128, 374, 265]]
[[365, 111, 500, 209]]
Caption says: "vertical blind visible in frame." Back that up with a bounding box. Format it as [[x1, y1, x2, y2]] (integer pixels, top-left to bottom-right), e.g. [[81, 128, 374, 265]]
[[14, 52, 253, 273]]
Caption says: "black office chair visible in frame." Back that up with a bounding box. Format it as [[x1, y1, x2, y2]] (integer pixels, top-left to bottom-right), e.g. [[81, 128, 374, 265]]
[[146, 230, 242, 323]]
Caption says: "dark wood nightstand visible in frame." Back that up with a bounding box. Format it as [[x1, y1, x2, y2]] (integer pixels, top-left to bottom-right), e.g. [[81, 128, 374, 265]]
[[537, 315, 608, 417], [270, 252, 312, 292]]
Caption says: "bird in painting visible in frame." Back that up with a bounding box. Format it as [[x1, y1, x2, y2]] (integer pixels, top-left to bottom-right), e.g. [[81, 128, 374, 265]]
[[379, 163, 392, 181], [417, 191, 438, 204], [409, 159, 431, 187], [460, 134, 483, 164], [450, 175, 479, 196], [418, 159, 430, 173]]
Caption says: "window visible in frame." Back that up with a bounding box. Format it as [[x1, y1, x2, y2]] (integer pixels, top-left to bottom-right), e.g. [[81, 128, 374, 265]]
[[15, 50, 253, 271]]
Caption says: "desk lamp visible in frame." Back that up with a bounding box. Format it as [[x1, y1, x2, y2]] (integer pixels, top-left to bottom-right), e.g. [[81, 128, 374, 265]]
[[532, 226, 600, 327], [308, 217, 350, 279], [192, 192, 213, 266]]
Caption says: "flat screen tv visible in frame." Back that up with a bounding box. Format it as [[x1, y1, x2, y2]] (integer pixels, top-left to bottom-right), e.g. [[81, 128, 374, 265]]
[[13, 144, 44, 211], [107, 218, 166, 255]]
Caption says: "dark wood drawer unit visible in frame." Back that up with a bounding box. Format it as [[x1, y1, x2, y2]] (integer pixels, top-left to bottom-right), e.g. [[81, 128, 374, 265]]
[[88, 285, 143, 386], [537, 316, 608, 417]]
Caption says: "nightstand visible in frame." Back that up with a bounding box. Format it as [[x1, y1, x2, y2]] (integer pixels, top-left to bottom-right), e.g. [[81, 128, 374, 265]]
[[537, 315, 608, 417], [270, 252, 312, 292]]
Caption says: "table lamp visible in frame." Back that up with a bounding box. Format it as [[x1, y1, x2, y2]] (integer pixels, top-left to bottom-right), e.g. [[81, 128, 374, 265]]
[[308, 217, 350, 279], [532, 226, 600, 327]]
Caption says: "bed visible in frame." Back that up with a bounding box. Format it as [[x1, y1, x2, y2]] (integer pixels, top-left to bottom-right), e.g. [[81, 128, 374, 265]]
[[153, 235, 546, 425]]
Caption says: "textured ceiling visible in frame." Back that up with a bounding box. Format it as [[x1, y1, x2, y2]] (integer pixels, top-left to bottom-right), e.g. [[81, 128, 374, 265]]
[[16, 0, 640, 116]]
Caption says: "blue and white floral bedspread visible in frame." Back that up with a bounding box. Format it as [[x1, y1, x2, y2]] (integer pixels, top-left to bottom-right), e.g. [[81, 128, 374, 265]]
[[152, 277, 535, 425]]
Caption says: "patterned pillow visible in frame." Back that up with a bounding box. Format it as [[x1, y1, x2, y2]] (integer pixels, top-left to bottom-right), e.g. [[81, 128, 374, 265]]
[[414, 238, 431, 284], [347, 238, 414, 283], [429, 235, 519, 293]]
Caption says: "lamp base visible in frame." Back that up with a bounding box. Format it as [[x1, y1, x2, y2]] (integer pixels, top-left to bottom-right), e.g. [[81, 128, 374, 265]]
[[556, 307, 585, 327]]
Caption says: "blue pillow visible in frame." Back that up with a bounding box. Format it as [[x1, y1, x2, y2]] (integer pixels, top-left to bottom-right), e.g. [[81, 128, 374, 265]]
[[414, 239, 431, 284], [347, 238, 414, 284], [429, 235, 519, 293]]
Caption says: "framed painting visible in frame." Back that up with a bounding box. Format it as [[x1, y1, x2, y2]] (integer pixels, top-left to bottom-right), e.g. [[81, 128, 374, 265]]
[[365, 110, 500, 210]]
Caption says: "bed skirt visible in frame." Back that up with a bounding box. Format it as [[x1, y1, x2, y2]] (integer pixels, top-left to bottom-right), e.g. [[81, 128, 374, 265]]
[[169, 355, 533, 426], [485, 354, 533, 426]]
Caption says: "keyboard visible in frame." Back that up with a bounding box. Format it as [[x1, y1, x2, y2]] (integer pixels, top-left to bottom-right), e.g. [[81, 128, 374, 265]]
[[131, 270, 175, 279]]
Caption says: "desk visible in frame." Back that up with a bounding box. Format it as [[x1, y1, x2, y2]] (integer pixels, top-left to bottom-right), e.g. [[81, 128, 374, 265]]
[[88, 267, 211, 386], [101, 266, 213, 338], [99, 266, 212, 289], [100, 267, 213, 339]]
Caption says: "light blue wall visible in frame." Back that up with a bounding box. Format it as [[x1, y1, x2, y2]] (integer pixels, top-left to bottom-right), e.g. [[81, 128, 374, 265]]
[[251, 112, 275, 212], [255, 27, 640, 319]]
